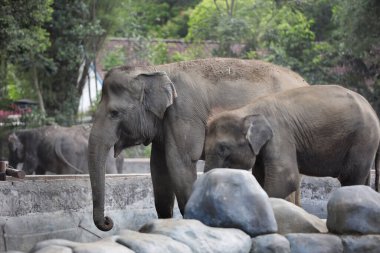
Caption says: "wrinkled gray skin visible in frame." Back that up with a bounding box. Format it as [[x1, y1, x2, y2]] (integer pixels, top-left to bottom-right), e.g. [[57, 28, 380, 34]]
[[8, 125, 123, 174], [88, 57, 308, 231], [204, 85, 380, 201]]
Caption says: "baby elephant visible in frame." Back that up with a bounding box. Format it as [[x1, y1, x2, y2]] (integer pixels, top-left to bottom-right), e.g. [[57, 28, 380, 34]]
[[204, 85, 380, 200]]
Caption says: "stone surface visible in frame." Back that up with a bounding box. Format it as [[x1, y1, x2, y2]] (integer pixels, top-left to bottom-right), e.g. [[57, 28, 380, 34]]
[[184, 169, 278, 236], [270, 198, 328, 234], [341, 235, 380, 253], [32, 246, 73, 253], [250, 234, 290, 253], [285, 233, 343, 253], [299, 175, 341, 219], [116, 229, 192, 253], [29, 238, 134, 253], [0, 175, 160, 252], [140, 218, 252, 253], [327, 185, 380, 234], [1, 168, 377, 252]]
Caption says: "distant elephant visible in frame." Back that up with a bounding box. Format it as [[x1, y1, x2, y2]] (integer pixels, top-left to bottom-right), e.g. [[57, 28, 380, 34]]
[[8, 125, 123, 175], [88, 57, 309, 231], [204, 85, 380, 201]]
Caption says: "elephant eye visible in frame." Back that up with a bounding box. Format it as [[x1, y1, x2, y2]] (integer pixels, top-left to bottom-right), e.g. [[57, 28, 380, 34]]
[[109, 110, 120, 118]]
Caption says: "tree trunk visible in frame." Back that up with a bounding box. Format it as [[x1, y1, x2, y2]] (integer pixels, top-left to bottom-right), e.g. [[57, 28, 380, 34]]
[[32, 64, 46, 115], [0, 50, 8, 99]]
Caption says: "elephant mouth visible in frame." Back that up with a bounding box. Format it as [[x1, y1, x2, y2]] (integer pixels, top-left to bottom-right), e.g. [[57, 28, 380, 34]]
[[114, 137, 152, 157], [143, 138, 152, 146]]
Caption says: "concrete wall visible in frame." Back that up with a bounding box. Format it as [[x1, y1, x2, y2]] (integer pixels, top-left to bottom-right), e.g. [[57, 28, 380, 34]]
[[0, 159, 377, 252], [0, 174, 162, 252]]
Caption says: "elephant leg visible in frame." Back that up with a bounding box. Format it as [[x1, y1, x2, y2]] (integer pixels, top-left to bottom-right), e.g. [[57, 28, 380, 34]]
[[264, 164, 300, 200], [285, 187, 301, 206], [164, 119, 204, 215], [339, 145, 375, 187], [35, 166, 46, 175], [150, 142, 175, 218]]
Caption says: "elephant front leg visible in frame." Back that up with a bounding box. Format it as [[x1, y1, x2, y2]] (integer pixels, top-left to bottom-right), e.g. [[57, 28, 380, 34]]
[[150, 142, 175, 218], [164, 120, 204, 215], [264, 164, 300, 200]]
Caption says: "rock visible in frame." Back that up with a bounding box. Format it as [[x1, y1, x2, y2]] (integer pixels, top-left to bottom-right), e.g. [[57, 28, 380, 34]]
[[285, 233, 343, 253], [184, 168, 278, 236], [250, 234, 290, 253], [31, 245, 73, 253], [140, 218, 251, 253], [29, 238, 134, 253], [29, 239, 78, 253], [326, 185, 380, 234], [73, 237, 134, 253], [341, 235, 380, 253], [116, 229, 192, 253], [270, 198, 328, 234]]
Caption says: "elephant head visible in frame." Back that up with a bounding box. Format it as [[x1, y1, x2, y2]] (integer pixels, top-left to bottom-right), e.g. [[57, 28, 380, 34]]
[[204, 114, 273, 172], [8, 133, 23, 169], [88, 67, 177, 231], [7, 132, 38, 174]]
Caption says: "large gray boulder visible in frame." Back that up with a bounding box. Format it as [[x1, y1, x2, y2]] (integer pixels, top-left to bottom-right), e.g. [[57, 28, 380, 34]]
[[140, 218, 251, 253], [29, 238, 134, 253], [285, 233, 343, 253], [327, 185, 380, 234], [250, 234, 290, 253], [341, 235, 380, 253], [270, 198, 328, 234], [116, 229, 192, 253], [184, 169, 278, 236]]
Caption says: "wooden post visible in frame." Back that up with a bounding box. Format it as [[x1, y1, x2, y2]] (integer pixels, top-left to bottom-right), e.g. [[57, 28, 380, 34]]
[[0, 160, 7, 181]]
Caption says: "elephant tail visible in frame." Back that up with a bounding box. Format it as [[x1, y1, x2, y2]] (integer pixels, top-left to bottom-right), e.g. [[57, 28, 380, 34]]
[[54, 140, 84, 174], [375, 145, 380, 192]]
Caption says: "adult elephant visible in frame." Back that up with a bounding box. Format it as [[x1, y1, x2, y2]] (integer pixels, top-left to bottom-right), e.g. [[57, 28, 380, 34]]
[[8, 125, 123, 174], [88, 57, 309, 231]]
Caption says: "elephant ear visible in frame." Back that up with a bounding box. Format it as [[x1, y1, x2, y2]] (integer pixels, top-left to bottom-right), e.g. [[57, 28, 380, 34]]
[[137, 71, 177, 119], [244, 114, 273, 155], [8, 133, 21, 151], [8, 132, 24, 159]]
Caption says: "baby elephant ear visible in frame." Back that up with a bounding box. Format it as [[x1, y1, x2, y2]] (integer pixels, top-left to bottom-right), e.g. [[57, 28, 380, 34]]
[[8, 133, 19, 151], [137, 71, 177, 119], [244, 114, 273, 155]]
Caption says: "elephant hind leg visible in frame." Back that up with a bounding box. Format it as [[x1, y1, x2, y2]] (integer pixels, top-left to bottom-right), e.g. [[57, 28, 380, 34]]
[[339, 146, 375, 187]]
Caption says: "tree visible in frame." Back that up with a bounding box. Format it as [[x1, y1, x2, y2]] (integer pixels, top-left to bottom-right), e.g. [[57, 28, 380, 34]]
[[0, 0, 53, 114], [38, 0, 122, 124], [331, 0, 380, 113], [187, 0, 256, 56]]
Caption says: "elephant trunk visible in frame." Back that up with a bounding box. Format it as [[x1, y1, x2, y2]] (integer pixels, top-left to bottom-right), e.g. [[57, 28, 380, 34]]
[[88, 128, 115, 231]]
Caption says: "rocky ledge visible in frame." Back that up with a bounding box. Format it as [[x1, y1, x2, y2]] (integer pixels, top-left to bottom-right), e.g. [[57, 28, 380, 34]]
[[27, 169, 380, 253]]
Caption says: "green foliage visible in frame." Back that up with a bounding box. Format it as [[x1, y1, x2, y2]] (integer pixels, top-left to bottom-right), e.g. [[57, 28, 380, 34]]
[[171, 43, 210, 62], [159, 9, 192, 38], [123, 144, 152, 158], [0, 0, 53, 98], [333, 0, 380, 56], [148, 41, 169, 65], [113, 0, 199, 39], [255, 6, 334, 82], [20, 110, 55, 128], [186, 0, 219, 41], [102, 47, 126, 71], [113, 0, 171, 38]]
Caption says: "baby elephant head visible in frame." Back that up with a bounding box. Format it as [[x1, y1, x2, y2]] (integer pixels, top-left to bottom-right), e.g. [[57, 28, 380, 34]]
[[204, 114, 273, 172], [7, 133, 24, 169]]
